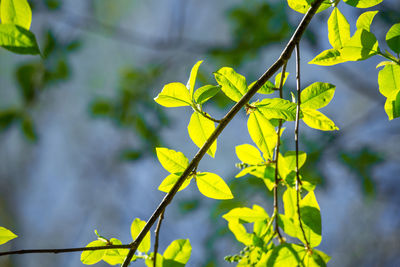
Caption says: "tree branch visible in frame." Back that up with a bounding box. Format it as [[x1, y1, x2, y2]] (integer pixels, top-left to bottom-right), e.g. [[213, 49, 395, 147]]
[[153, 210, 165, 267], [121, 1, 324, 265]]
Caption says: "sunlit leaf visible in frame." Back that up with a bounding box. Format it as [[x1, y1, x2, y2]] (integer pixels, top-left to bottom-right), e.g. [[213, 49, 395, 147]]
[[340, 29, 379, 61], [302, 108, 339, 131], [255, 98, 298, 121], [287, 0, 331, 14], [300, 191, 322, 247], [222, 205, 268, 223], [163, 239, 192, 264], [214, 67, 247, 102], [274, 72, 290, 88], [194, 85, 220, 104], [256, 243, 305, 267], [0, 227, 17, 245], [378, 63, 400, 97], [343, 0, 383, 8], [235, 144, 264, 165], [80, 240, 107, 265], [156, 147, 189, 174], [158, 173, 192, 193], [145, 253, 163, 267], [227, 221, 252, 246], [0, 24, 40, 54], [131, 218, 151, 253], [102, 238, 131, 265], [188, 112, 216, 157], [154, 82, 192, 107], [356, 11, 378, 31], [196, 172, 233, 199], [248, 110, 276, 159], [328, 8, 350, 49], [386, 23, 400, 54], [1, 0, 32, 29], [384, 90, 400, 120], [301, 82, 336, 110], [249, 80, 275, 94], [279, 151, 307, 179], [187, 60, 203, 98], [309, 48, 346, 66]]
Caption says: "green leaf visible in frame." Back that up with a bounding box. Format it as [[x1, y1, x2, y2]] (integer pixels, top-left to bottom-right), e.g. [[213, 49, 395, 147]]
[[193, 85, 220, 104], [343, 0, 383, 8], [249, 80, 275, 94], [302, 108, 339, 131], [356, 11, 379, 31], [378, 63, 400, 97], [80, 240, 107, 265], [300, 191, 322, 247], [386, 23, 400, 54], [187, 60, 203, 98], [214, 67, 247, 102], [154, 82, 192, 107], [247, 110, 277, 159], [309, 48, 346, 66], [340, 29, 379, 61], [0, 24, 40, 54], [145, 253, 163, 267], [163, 239, 192, 264], [188, 112, 216, 157], [131, 218, 151, 253], [102, 238, 131, 265], [256, 243, 305, 267], [227, 221, 252, 246], [384, 90, 400, 120], [222, 205, 268, 223], [274, 72, 290, 88], [1, 0, 32, 29], [196, 172, 233, 199], [235, 144, 264, 165], [255, 98, 298, 121], [0, 227, 17, 245], [156, 147, 189, 174], [158, 173, 192, 193], [279, 151, 307, 179], [287, 0, 331, 14], [328, 8, 350, 49], [301, 82, 336, 109]]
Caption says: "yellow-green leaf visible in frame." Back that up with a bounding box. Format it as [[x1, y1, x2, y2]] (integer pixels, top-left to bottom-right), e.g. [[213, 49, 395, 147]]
[[156, 147, 189, 174], [300, 191, 322, 247], [255, 98, 298, 121], [274, 72, 290, 88], [340, 29, 379, 61], [0, 24, 40, 54], [1, 0, 32, 30], [163, 239, 192, 264], [188, 112, 216, 157], [131, 218, 151, 253], [343, 0, 383, 8], [80, 240, 107, 265], [102, 238, 131, 265], [214, 67, 247, 102], [287, 0, 331, 14], [196, 172, 233, 199], [386, 23, 400, 54], [247, 110, 276, 159], [302, 108, 339, 131], [249, 80, 275, 94], [378, 63, 400, 98], [158, 173, 192, 193], [384, 90, 400, 120], [301, 82, 336, 109], [222, 205, 268, 223], [227, 221, 252, 246], [309, 48, 346, 66], [154, 82, 192, 107], [328, 8, 350, 49], [193, 85, 220, 104], [0, 227, 17, 245], [235, 144, 264, 165], [187, 60, 203, 98], [356, 11, 379, 31]]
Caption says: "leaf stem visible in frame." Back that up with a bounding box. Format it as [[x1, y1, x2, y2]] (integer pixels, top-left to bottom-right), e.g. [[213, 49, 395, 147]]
[[192, 104, 222, 123], [153, 210, 165, 267], [377, 51, 400, 65]]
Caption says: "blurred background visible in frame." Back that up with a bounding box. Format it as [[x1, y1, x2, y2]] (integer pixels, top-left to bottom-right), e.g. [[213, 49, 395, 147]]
[[0, 0, 399, 266]]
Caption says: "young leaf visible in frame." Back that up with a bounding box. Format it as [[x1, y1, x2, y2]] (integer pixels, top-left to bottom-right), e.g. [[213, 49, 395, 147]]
[[154, 82, 192, 107], [196, 172, 233, 199], [386, 23, 400, 54], [187, 60, 203, 98], [309, 48, 346, 66], [356, 11, 379, 31], [156, 147, 189, 174], [247, 110, 276, 159], [274, 72, 290, 88], [287, 0, 331, 14], [328, 8, 350, 49], [131, 218, 151, 253], [80, 240, 107, 265], [188, 112, 216, 157], [300, 191, 322, 247], [301, 82, 336, 109], [302, 108, 339, 131], [158, 173, 192, 193], [255, 98, 298, 121], [343, 0, 383, 8], [102, 238, 131, 265], [257, 243, 306, 266], [340, 29, 379, 61], [235, 144, 264, 165], [0, 24, 40, 54], [279, 151, 307, 179], [384, 90, 400, 120], [163, 239, 192, 264], [145, 253, 163, 267], [214, 67, 247, 102], [249, 80, 275, 94], [0, 226, 17, 245], [193, 85, 220, 104], [1, 0, 32, 30], [222, 206, 268, 223], [378, 63, 400, 98]]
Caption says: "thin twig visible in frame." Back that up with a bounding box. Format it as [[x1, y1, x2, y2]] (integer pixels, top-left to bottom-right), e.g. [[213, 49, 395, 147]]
[[294, 43, 310, 250], [273, 63, 288, 243], [153, 210, 165, 267], [0, 244, 131, 257], [192, 105, 222, 123]]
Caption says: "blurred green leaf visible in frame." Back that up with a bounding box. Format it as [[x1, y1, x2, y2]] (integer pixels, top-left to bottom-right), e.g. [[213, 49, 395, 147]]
[[0, 24, 40, 54]]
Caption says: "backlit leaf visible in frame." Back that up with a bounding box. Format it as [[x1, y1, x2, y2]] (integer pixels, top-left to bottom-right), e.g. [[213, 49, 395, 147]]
[[287, 0, 331, 14], [80, 240, 107, 265], [309, 48, 346, 66], [235, 144, 264, 165], [384, 90, 400, 120], [154, 82, 192, 107], [255, 98, 298, 121], [301, 82, 336, 109], [227, 221, 252, 246], [300, 191, 322, 247], [247, 110, 276, 159], [1, 0, 32, 29], [343, 0, 383, 8], [386, 23, 400, 54], [222, 205, 268, 223], [340, 29, 379, 61], [249, 80, 275, 94], [196, 172, 233, 199], [156, 147, 189, 174], [256, 243, 305, 267], [0, 227, 17, 245], [158, 173, 192, 193], [274, 72, 290, 88], [163, 239, 192, 264], [131, 218, 151, 253], [214, 67, 247, 102], [0, 24, 40, 54], [302, 108, 339, 131], [102, 238, 131, 265], [188, 112, 216, 157], [378, 63, 400, 97], [194, 85, 220, 104], [356, 11, 378, 31], [328, 8, 350, 49], [187, 60, 203, 98]]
